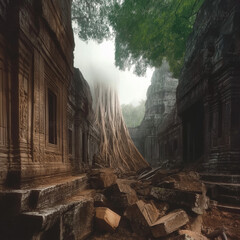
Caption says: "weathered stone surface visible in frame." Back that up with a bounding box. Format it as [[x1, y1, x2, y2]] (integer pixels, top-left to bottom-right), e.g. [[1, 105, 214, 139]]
[[178, 230, 208, 240], [90, 168, 117, 189], [62, 196, 95, 240], [0, 0, 100, 186], [95, 207, 121, 232], [157, 172, 205, 193], [17, 196, 94, 240], [124, 200, 160, 236], [105, 179, 138, 209], [151, 209, 189, 238], [177, 0, 240, 172], [151, 187, 209, 214], [29, 174, 88, 209], [129, 61, 178, 166], [158, 106, 182, 166]]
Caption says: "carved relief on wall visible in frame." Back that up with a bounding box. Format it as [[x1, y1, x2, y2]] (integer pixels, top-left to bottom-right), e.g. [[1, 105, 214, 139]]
[[19, 72, 29, 142]]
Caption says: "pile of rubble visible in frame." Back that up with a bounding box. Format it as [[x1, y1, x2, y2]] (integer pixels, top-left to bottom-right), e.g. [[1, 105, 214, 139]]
[[86, 167, 239, 240]]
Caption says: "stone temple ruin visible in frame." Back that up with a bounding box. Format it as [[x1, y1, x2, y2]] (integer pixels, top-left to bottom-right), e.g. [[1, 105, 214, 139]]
[[131, 0, 240, 174], [129, 61, 179, 167], [0, 0, 240, 239], [0, 0, 99, 238]]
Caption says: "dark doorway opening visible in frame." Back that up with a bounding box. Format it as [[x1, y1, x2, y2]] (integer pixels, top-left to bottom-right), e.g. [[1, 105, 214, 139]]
[[182, 101, 204, 163], [48, 89, 57, 144]]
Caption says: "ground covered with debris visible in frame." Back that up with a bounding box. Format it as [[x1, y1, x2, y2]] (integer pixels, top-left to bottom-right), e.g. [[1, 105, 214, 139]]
[[85, 167, 240, 240]]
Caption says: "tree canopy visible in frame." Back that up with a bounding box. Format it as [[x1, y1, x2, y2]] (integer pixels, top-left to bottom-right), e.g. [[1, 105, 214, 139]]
[[72, 0, 118, 42], [72, 0, 204, 77]]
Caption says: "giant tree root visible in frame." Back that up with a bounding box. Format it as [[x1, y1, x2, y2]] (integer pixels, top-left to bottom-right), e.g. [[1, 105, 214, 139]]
[[92, 81, 149, 174]]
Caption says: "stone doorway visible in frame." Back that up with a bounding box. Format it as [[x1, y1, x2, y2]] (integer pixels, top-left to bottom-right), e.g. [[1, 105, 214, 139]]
[[182, 101, 204, 163]]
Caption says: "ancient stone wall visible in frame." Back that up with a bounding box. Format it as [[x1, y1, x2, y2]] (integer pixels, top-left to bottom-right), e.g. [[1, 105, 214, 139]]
[[158, 106, 182, 166], [177, 0, 240, 173], [129, 61, 178, 166], [0, 0, 99, 187], [73, 68, 100, 171]]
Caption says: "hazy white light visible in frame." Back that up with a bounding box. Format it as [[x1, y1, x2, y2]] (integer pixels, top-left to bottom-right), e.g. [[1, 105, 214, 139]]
[[73, 35, 153, 105]]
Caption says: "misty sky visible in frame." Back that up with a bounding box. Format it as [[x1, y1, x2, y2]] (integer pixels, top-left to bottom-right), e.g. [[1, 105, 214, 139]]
[[73, 34, 153, 105]]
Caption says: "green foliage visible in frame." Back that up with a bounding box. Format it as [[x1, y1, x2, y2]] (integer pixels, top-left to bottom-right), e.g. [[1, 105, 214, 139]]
[[72, 0, 118, 42], [72, 0, 204, 77], [121, 100, 145, 128], [109, 0, 204, 77]]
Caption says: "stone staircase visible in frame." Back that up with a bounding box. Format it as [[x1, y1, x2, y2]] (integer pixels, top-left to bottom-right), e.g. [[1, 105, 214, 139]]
[[0, 174, 95, 240], [200, 173, 240, 212]]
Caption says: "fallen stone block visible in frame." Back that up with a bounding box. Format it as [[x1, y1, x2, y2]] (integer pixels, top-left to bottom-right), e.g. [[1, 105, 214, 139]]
[[156, 171, 205, 194], [151, 209, 189, 238], [151, 187, 209, 214], [105, 179, 138, 209], [90, 168, 117, 189], [95, 207, 121, 232], [124, 200, 161, 236], [178, 230, 208, 240]]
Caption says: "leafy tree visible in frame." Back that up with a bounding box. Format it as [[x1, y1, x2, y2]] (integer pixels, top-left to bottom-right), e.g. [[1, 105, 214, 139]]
[[72, 0, 204, 77], [109, 0, 204, 77], [71, 0, 119, 42], [121, 100, 145, 128]]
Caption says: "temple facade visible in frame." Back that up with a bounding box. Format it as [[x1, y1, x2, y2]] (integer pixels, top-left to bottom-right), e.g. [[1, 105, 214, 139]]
[[130, 0, 240, 173], [177, 0, 240, 173], [0, 1, 101, 239], [0, 0, 98, 188]]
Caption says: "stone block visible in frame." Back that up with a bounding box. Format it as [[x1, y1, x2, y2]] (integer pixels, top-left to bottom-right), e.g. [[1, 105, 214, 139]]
[[19, 196, 94, 240], [156, 172, 205, 194], [90, 168, 117, 189], [151, 209, 189, 238], [124, 200, 161, 236], [29, 174, 88, 209], [62, 196, 94, 240], [95, 207, 121, 232], [105, 179, 138, 209], [151, 187, 209, 214]]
